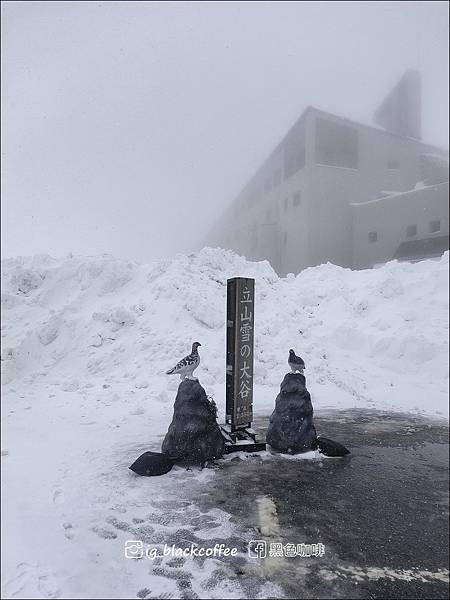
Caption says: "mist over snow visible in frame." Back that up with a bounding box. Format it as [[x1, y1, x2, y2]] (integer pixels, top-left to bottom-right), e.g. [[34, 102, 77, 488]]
[[1, 2, 448, 262]]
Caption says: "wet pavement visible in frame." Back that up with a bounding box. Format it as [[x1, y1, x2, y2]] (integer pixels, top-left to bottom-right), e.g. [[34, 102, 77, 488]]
[[194, 409, 449, 599]]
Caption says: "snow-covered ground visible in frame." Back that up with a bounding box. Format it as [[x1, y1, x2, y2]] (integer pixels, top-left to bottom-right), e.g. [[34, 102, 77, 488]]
[[1, 248, 448, 598]]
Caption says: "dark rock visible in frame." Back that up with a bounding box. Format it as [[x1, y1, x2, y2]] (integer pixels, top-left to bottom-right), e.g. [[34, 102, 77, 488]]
[[161, 379, 225, 465], [266, 372, 317, 453], [129, 451, 175, 476], [316, 436, 350, 457]]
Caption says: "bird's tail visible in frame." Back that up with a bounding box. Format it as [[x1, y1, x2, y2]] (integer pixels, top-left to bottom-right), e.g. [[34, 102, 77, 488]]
[[166, 368, 175, 375]]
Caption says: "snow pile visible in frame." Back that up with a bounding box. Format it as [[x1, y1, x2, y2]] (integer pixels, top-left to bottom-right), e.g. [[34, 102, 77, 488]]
[[1, 248, 448, 599], [2, 247, 448, 416]]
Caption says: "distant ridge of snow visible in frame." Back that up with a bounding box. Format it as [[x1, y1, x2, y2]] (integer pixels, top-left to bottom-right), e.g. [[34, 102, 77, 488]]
[[1, 247, 449, 417]]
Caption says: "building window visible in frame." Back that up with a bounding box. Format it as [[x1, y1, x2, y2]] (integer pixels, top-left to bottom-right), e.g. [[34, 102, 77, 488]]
[[406, 224, 417, 238], [429, 220, 441, 233], [273, 169, 282, 187], [293, 191, 301, 207], [315, 117, 358, 169], [388, 159, 400, 170], [368, 231, 378, 243]]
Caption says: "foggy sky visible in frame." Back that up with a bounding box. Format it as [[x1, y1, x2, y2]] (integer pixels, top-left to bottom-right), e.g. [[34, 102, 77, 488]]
[[2, 1, 448, 262]]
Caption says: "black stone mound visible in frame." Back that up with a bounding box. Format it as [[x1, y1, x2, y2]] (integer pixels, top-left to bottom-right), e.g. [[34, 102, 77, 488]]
[[161, 379, 225, 465], [266, 372, 318, 453], [129, 451, 175, 476], [315, 437, 350, 457]]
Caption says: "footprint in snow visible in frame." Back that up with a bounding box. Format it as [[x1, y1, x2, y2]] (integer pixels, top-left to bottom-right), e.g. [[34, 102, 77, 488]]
[[62, 522, 75, 540], [110, 504, 127, 514], [106, 516, 132, 532], [52, 489, 64, 505], [137, 589, 174, 599], [2, 562, 61, 599], [91, 526, 117, 540]]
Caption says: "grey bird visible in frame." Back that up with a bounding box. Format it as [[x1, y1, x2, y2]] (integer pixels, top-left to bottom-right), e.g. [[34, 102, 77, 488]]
[[166, 342, 201, 380], [288, 349, 305, 373]]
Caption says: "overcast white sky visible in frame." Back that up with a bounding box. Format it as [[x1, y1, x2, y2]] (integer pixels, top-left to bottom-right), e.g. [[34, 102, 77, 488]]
[[1, 1, 448, 261]]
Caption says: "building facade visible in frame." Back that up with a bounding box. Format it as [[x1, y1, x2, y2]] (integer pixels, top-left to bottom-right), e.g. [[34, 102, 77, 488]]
[[204, 71, 449, 274], [351, 181, 449, 269]]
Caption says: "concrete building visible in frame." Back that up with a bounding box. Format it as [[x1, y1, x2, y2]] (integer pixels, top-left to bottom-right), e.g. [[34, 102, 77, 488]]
[[205, 70, 449, 274], [351, 181, 449, 269]]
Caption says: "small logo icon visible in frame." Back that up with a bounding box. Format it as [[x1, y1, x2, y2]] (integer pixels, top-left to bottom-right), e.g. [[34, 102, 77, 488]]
[[125, 540, 144, 559], [248, 540, 267, 558]]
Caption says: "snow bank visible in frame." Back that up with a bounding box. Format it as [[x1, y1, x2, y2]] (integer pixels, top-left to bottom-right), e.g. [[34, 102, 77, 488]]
[[1, 248, 448, 599], [2, 247, 448, 417]]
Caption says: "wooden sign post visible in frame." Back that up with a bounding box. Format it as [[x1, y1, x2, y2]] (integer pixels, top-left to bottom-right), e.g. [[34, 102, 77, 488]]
[[221, 277, 266, 453]]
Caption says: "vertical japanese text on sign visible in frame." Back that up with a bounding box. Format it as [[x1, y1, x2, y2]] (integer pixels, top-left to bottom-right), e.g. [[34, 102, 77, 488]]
[[226, 278, 255, 428]]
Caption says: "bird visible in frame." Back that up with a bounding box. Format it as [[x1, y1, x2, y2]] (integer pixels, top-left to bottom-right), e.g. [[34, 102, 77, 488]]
[[166, 342, 201, 380], [288, 349, 305, 373]]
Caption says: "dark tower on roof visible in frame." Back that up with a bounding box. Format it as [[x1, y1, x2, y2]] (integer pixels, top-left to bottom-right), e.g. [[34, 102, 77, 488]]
[[373, 69, 421, 139]]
